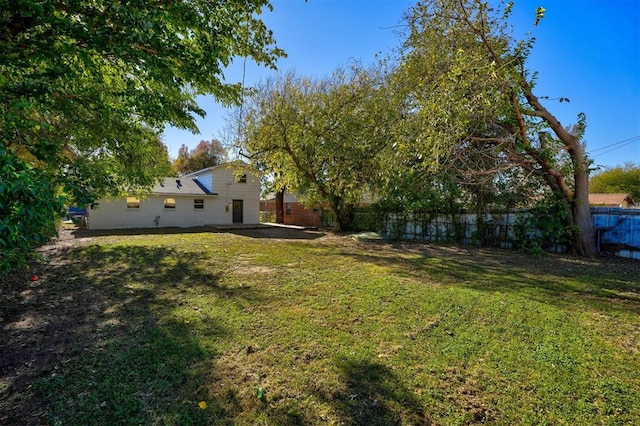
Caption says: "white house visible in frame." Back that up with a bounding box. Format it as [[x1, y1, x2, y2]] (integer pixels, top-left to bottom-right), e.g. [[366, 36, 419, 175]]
[[87, 162, 261, 230]]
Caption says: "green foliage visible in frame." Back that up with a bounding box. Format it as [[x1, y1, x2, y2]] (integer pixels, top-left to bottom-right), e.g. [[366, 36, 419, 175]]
[[395, 0, 596, 255], [0, 0, 283, 269], [1, 0, 283, 165], [242, 65, 399, 231], [62, 133, 174, 206], [589, 163, 640, 202], [1, 0, 284, 136], [534, 6, 546, 26], [173, 139, 228, 175], [512, 196, 579, 255], [373, 166, 464, 215], [0, 145, 64, 272]]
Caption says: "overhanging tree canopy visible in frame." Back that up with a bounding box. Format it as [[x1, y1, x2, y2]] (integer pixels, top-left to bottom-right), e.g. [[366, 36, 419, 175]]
[[395, 0, 596, 255], [0, 0, 285, 271]]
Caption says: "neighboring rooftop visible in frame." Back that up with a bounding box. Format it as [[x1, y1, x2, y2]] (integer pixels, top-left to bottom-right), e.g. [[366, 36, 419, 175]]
[[588, 193, 635, 207]]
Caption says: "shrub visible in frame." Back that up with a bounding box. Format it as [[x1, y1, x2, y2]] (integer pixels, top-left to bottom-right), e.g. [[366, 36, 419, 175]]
[[512, 197, 577, 256], [0, 145, 65, 273]]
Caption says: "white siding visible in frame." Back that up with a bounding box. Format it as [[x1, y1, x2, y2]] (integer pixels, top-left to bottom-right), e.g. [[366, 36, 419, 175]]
[[210, 166, 261, 224], [88, 195, 217, 230], [87, 164, 261, 230]]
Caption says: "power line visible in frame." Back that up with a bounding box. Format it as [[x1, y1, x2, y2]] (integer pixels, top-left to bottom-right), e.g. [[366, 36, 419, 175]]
[[588, 135, 640, 155], [597, 142, 639, 157], [592, 137, 640, 157]]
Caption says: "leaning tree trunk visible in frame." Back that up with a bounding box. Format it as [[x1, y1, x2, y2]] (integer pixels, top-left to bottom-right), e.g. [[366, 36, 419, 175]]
[[518, 88, 597, 257]]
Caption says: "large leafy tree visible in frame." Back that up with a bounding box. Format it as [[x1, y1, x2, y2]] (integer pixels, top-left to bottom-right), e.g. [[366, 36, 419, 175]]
[[1, 0, 284, 269], [376, 128, 545, 216], [589, 163, 640, 203], [396, 0, 596, 256], [242, 66, 398, 231], [173, 139, 228, 175]]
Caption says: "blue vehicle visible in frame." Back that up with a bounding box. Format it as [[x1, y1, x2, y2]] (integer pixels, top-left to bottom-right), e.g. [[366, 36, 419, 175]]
[[67, 206, 87, 216]]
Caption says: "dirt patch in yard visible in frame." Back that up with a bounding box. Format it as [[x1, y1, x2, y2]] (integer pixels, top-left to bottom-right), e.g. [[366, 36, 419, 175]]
[[0, 226, 95, 424]]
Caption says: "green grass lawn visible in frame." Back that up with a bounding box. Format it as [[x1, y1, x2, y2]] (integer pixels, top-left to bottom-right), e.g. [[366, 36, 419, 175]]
[[24, 229, 640, 424]]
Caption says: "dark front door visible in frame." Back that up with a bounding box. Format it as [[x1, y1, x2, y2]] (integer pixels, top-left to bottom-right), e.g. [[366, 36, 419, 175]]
[[232, 199, 243, 224]]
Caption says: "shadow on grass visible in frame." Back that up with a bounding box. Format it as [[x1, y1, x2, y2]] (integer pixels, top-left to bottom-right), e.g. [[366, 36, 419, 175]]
[[0, 243, 264, 425], [341, 243, 640, 314], [326, 359, 430, 425], [74, 225, 327, 241], [72, 226, 219, 237], [225, 227, 327, 240]]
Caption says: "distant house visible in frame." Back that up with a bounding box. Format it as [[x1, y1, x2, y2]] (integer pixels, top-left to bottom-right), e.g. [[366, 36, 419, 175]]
[[87, 162, 261, 230], [260, 192, 321, 227], [588, 193, 635, 208], [260, 189, 378, 227]]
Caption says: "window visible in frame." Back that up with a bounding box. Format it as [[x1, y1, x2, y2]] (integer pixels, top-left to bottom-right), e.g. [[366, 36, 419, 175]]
[[286, 203, 291, 215], [194, 199, 204, 209], [237, 173, 247, 183], [164, 198, 176, 209], [126, 197, 140, 209]]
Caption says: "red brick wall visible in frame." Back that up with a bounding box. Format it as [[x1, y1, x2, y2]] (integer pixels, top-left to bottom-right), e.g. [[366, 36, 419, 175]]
[[260, 201, 320, 227]]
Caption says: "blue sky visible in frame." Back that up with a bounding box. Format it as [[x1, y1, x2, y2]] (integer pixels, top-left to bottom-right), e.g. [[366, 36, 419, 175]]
[[162, 0, 640, 170]]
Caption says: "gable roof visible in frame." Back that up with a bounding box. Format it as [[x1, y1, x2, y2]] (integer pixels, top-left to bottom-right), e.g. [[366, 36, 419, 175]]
[[152, 178, 217, 196], [588, 193, 634, 206]]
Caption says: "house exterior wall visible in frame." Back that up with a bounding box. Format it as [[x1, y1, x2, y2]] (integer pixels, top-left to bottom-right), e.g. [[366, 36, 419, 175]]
[[260, 199, 320, 227], [286, 202, 321, 227], [87, 165, 261, 230], [88, 195, 219, 229], [208, 166, 261, 224]]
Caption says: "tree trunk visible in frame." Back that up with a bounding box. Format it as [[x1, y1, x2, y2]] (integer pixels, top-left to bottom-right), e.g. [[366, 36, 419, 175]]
[[330, 199, 354, 232], [517, 87, 597, 257], [569, 167, 597, 256], [275, 190, 284, 224]]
